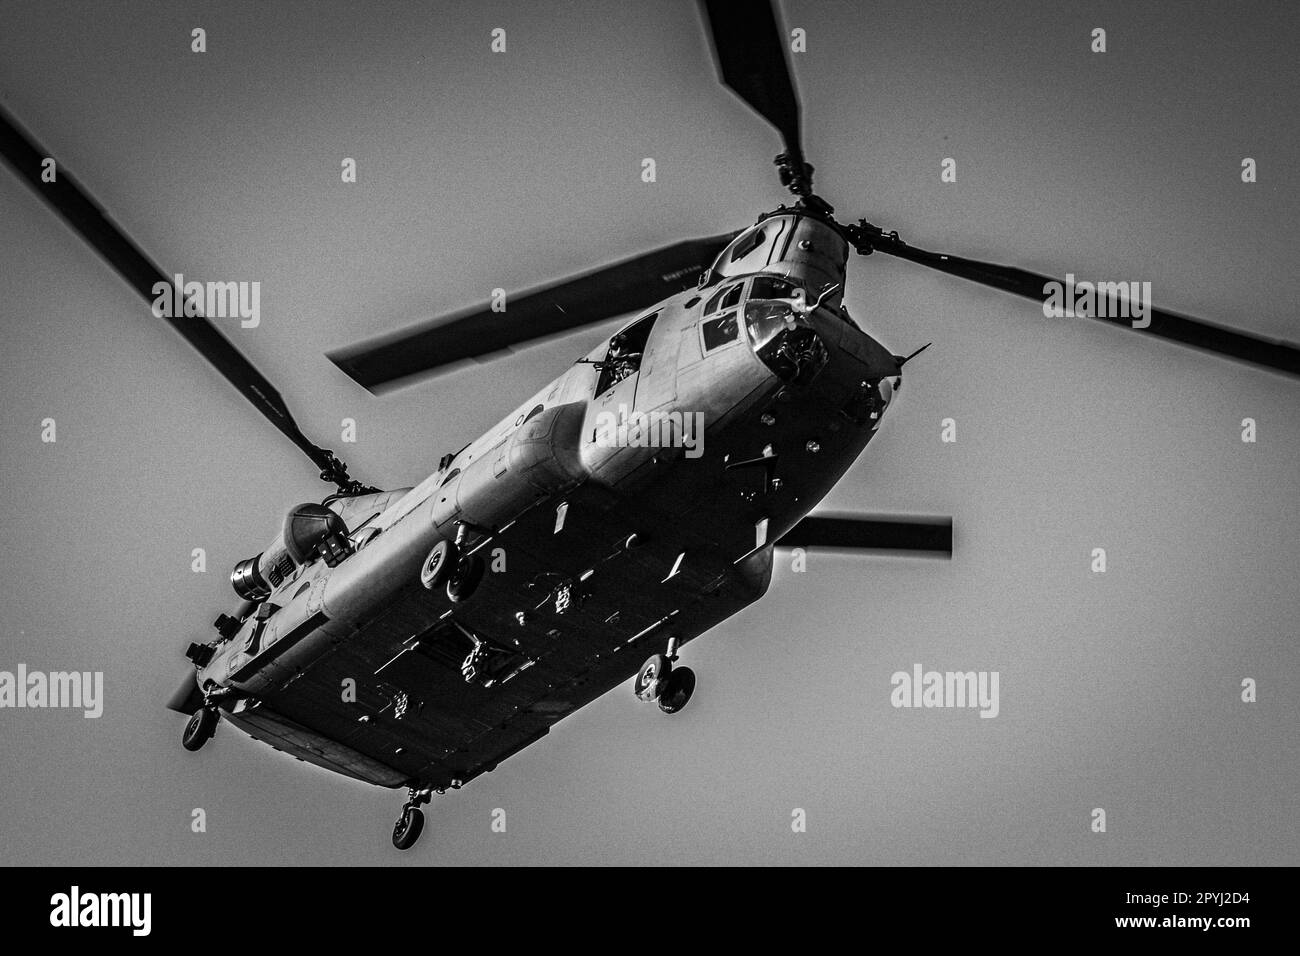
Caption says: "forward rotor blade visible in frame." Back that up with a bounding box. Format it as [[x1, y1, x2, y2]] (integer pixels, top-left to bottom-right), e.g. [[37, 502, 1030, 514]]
[[329, 234, 737, 391], [777, 514, 953, 557], [699, 0, 807, 182], [0, 105, 366, 488], [858, 228, 1300, 379]]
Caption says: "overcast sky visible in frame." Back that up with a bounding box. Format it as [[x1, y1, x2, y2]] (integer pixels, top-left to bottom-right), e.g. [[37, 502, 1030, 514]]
[[0, 0, 1296, 865]]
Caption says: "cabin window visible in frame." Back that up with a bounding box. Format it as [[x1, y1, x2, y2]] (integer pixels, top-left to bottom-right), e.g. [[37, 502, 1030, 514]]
[[596, 311, 658, 396], [702, 311, 740, 351], [440, 468, 460, 486]]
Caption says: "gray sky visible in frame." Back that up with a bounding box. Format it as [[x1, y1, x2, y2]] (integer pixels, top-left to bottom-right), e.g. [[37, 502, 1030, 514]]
[[0, 0, 1296, 865]]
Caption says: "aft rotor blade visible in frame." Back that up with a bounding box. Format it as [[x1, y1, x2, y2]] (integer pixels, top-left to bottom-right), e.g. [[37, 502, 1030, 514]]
[[699, 0, 807, 180], [859, 229, 1300, 379], [0, 105, 365, 487], [777, 514, 953, 557], [166, 672, 203, 715], [329, 234, 737, 391]]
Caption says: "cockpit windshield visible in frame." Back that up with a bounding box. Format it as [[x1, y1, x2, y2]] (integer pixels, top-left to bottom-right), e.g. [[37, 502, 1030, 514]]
[[744, 296, 828, 385], [744, 300, 796, 352], [749, 276, 801, 302]]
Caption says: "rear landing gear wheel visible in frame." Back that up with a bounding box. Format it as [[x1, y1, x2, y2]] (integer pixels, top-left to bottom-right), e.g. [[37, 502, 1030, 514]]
[[447, 553, 485, 603], [392, 806, 425, 850], [634, 653, 672, 702], [182, 707, 218, 751], [658, 666, 696, 715]]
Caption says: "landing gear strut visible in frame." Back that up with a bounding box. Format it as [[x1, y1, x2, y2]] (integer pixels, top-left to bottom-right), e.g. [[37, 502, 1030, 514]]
[[634, 638, 696, 715], [392, 787, 432, 851]]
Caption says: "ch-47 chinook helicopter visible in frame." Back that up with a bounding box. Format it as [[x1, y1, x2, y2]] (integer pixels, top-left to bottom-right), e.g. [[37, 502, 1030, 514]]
[[3, 1, 1297, 851]]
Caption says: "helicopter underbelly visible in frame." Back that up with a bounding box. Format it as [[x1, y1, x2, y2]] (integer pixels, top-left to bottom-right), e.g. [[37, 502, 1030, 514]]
[[236, 480, 775, 790]]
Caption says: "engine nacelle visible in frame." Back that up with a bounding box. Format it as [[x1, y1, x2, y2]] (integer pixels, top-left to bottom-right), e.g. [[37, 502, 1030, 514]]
[[230, 503, 354, 601], [283, 502, 351, 565]]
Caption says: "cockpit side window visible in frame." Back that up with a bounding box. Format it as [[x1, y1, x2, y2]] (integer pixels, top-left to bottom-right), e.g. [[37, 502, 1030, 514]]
[[704, 281, 744, 316], [702, 311, 740, 351], [704, 286, 726, 316], [699, 280, 748, 354]]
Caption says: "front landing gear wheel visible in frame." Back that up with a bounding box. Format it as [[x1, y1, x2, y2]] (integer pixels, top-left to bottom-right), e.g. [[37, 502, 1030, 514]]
[[392, 806, 425, 850], [635, 653, 672, 702], [447, 553, 485, 603], [658, 666, 696, 715], [182, 707, 218, 751], [420, 540, 458, 590]]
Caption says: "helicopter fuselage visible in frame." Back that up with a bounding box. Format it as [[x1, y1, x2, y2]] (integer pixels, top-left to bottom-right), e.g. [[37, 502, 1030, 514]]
[[187, 211, 903, 791]]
